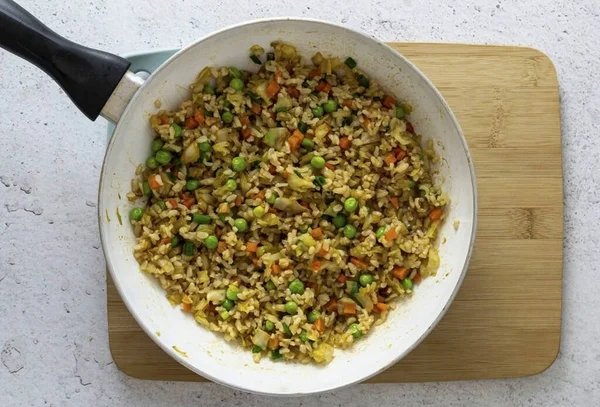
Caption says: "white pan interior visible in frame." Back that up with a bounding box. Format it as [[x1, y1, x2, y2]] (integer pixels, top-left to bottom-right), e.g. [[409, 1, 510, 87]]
[[99, 18, 476, 395]]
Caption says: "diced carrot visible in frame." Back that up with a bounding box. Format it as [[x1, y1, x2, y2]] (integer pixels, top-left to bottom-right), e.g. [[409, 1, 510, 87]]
[[318, 247, 328, 257], [288, 129, 304, 152], [185, 117, 199, 129], [160, 116, 170, 125], [337, 274, 347, 284], [392, 266, 408, 280], [268, 165, 276, 174], [350, 257, 369, 270], [162, 237, 171, 245], [382, 95, 397, 109], [246, 242, 258, 253], [182, 195, 195, 209], [406, 121, 414, 133], [182, 302, 192, 313], [217, 241, 227, 253], [342, 302, 356, 315], [271, 264, 281, 275], [307, 282, 318, 290], [308, 69, 320, 79], [374, 302, 388, 313], [342, 99, 354, 108], [253, 190, 265, 201], [251, 103, 262, 115], [194, 110, 205, 125], [310, 260, 321, 272], [339, 137, 351, 150], [315, 81, 332, 93], [384, 228, 398, 241], [412, 273, 422, 284], [385, 154, 397, 166], [240, 116, 250, 127], [287, 86, 300, 99], [166, 199, 178, 209], [324, 163, 335, 171], [217, 203, 230, 214], [362, 117, 371, 126], [268, 337, 280, 349], [390, 197, 400, 209], [313, 317, 325, 333], [274, 70, 283, 81], [148, 175, 161, 190], [429, 208, 443, 221], [395, 148, 407, 160], [252, 257, 260, 266], [241, 128, 252, 140], [266, 80, 281, 98], [325, 300, 338, 313], [310, 228, 323, 239], [377, 295, 385, 303], [282, 171, 290, 180], [234, 195, 243, 207]]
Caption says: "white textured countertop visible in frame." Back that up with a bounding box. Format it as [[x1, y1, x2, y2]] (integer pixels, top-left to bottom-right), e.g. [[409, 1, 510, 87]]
[[1, 0, 598, 405]]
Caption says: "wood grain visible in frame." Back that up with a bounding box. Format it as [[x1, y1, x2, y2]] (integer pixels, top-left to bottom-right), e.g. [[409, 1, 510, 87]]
[[106, 43, 563, 382]]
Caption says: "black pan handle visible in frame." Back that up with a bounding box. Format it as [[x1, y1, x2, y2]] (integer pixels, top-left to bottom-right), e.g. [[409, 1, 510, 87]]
[[0, 0, 131, 121]]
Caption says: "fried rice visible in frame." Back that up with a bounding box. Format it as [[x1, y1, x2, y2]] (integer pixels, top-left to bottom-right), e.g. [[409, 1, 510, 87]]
[[127, 42, 448, 364]]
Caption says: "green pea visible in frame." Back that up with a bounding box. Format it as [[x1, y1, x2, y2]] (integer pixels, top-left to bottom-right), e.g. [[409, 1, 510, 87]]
[[376, 226, 386, 239], [266, 191, 278, 205], [192, 213, 211, 224], [232, 156, 247, 172], [129, 207, 143, 221], [323, 99, 338, 113], [271, 349, 282, 360], [343, 224, 357, 239], [204, 235, 218, 249], [253, 206, 265, 218], [299, 331, 310, 342], [230, 78, 244, 91], [359, 274, 373, 287], [222, 111, 233, 124], [395, 106, 405, 119], [402, 278, 413, 291], [265, 280, 276, 291], [301, 138, 314, 150], [198, 142, 212, 152], [228, 66, 242, 78], [170, 235, 180, 247], [226, 285, 240, 301], [344, 197, 358, 213], [157, 201, 167, 210], [183, 241, 195, 257], [186, 179, 200, 191], [332, 214, 347, 229], [251, 345, 262, 353], [307, 310, 321, 323], [146, 156, 158, 170], [310, 156, 325, 169], [312, 106, 324, 117], [203, 85, 215, 94], [233, 218, 248, 232], [225, 178, 237, 191], [265, 320, 275, 331], [151, 138, 164, 153], [285, 301, 298, 315], [155, 150, 173, 165], [171, 123, 182, 137], [288, 279, 305, 294], [348, 323, 362, 338], [297, 121, 308, 133], [222, 299, 234, 311]]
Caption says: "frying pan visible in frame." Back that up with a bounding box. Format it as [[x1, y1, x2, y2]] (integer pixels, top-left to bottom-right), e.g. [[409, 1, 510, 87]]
[[0, 0, 477, 395]]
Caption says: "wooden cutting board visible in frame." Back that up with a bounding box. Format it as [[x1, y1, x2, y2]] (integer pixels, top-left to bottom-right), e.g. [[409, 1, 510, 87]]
[[106, 43, 563, 382]]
